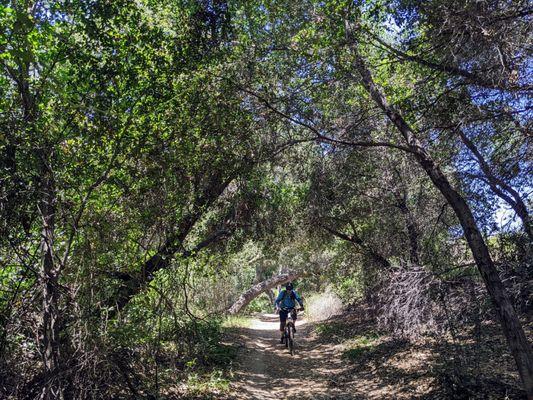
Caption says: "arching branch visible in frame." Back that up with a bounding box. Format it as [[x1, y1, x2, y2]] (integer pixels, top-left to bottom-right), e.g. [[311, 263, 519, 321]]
[[227, 271, 304, 315]]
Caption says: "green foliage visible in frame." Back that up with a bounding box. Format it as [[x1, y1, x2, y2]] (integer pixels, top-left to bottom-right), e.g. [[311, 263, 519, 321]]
[[315, 322, 347, 338], [341, 331, 383, 362], [316, 319, 381, 361], [186, 368, 232, 397], [316, 319, 382, 360], [1, 0, 530, 397], [222, 315, 253, 329], [245, 294, 272, 314], [334, 276, 365, 305]]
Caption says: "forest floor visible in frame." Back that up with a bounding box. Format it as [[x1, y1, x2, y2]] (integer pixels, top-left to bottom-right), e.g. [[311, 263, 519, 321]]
[[224, 310, 527, 400]]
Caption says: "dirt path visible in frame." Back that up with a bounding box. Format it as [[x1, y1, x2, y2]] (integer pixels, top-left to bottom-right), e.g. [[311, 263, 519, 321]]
[[228, 313, 352, 400], [226, 312, 527, 400]]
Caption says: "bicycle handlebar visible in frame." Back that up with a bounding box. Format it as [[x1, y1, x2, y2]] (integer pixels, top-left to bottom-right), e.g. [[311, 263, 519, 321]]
[[278, 306, 303, 312]]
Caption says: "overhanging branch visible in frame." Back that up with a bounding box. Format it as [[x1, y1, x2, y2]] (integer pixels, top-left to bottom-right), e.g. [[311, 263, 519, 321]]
[[227, 271, 305, 315]]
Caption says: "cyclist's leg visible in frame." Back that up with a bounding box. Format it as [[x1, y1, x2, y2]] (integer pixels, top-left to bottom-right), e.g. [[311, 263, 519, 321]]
[[290, 309, 297, 331], [279, 310, 288, 342], [280, 311, 288, 331]]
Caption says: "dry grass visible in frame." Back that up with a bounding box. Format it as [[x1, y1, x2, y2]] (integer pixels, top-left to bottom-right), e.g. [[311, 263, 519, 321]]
[[305, 289, 343, 322]]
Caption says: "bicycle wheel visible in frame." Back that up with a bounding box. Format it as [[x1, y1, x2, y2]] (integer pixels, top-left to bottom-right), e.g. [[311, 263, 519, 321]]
[[284, 328, 289, 348], [288, 329, 294, 355]]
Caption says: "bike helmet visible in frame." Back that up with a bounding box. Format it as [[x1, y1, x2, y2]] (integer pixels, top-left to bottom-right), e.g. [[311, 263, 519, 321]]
[[285, 282, 294, 290]]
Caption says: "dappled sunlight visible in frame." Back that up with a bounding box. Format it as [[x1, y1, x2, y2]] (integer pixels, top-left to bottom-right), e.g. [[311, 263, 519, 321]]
[[250, 313, 308, 331], [2, 1, 530, 398], [229, 313, 350, 400]]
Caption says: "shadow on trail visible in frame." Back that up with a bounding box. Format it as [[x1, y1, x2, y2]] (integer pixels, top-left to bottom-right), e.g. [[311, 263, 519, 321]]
[[256, 313, 278, 323], [229, 314, 351, 400], [316, 314, 527, 400], [230, 314, 525, 400], [229, 312, 526, 399]]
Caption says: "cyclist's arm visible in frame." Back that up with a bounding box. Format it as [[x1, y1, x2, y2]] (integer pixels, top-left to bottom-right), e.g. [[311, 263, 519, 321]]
[[274, 290, 284, 308], [294, 291, 304, 308]]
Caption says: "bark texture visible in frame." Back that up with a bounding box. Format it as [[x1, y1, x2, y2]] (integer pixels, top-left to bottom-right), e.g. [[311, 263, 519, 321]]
[[39, 150, 62, 400], [227, 271, 303, 315], [17, 50, 63, 398], [395, 194, 421, 265]]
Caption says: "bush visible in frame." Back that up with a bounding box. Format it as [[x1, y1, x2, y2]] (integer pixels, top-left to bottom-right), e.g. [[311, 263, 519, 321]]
[[245, 293, 272, 314], [305, 289, 343, 322], [376, 266, 485, 340]]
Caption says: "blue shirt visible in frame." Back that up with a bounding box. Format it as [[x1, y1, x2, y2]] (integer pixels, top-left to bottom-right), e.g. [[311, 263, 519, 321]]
[[275, 289, 303, 309]]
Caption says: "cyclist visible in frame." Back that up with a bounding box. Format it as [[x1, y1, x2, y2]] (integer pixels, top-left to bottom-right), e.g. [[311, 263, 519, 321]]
[[275, 282, 304, 343]]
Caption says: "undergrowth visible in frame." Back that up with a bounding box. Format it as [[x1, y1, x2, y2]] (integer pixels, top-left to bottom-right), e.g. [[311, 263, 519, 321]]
[[342, 332, 381, 361]]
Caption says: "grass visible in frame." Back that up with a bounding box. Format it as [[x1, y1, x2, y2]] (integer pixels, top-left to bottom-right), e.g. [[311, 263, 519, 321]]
[[342, 332, 381, 361], [167, 317, 243, 398], [315, 319, 382, 361], [181, 342, 237, 397], [221, 315, 253, 329], [199, 342, 239, 366], [186, 369, 232, 397], [315, 322, 346, 338], [314, 321, 379, 341]]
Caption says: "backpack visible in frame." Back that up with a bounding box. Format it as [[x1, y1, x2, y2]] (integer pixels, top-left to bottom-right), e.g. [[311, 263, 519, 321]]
[[281, 289, 296, 302]]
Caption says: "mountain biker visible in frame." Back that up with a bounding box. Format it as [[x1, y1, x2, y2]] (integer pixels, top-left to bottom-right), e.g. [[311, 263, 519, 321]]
[[275, 282, 304, 343]]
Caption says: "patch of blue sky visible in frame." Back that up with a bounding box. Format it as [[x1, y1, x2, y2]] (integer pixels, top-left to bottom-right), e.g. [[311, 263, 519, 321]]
[[494, 199, 524, 232], [468, 85, 531, 112], [452, 130, 530, 234], [380, 1, 420, 45], [464, 53, 532, 109], [383, 12, 402, 37], [519, 55, 533, 87], [318, 141, 333, 155], [39, 2, 74, 25], [447, 224, 465, 241]]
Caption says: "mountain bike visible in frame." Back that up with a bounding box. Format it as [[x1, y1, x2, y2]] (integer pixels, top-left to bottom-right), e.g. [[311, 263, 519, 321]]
[[280, 307, 301, 355]]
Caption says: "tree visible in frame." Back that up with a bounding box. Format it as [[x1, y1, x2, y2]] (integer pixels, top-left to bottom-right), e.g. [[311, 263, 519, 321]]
[[230, 0, 532, 393]]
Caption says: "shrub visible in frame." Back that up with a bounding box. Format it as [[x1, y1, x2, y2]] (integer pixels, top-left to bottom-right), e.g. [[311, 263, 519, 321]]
[[245, 293, 272, 314], [305, 289, 343, 322]]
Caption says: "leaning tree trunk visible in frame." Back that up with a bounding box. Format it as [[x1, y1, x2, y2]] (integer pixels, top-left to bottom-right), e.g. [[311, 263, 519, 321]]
[[113, 173, 234, 311], [351, 49, 533, 397], [227, 271, 303, 315]]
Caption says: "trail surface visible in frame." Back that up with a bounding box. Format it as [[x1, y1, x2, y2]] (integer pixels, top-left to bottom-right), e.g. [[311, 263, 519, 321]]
[[227, 313, 526, 400], [229, 313, 351, 400]]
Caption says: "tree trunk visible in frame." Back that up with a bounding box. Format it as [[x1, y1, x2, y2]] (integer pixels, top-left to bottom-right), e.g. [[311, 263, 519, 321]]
[[227, 271, 303, 315], [39, 151, 62, 400], [113, 174, 234, 311], [16, 42, 63, 397], [351, 49, 533, 396], [396, 196, 421, 265], [265, 289, 276, 305]]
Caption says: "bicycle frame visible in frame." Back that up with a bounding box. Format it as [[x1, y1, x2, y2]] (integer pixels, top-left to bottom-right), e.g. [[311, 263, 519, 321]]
[[280, 307, 298, 355]]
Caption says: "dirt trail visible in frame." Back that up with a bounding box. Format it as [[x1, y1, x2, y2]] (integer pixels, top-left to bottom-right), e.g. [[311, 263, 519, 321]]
[[229, 313, 352, 400], [227, 313, 528, 400]]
